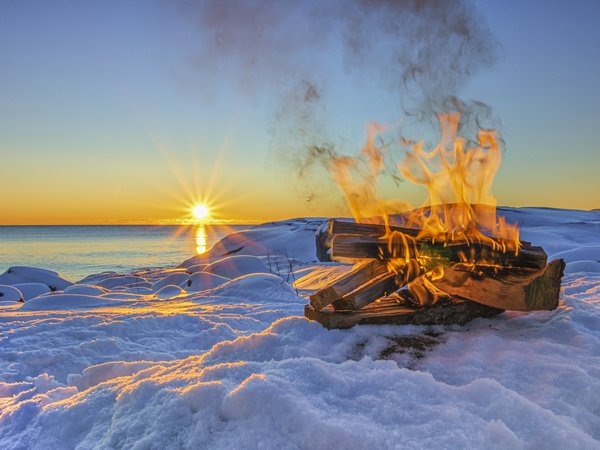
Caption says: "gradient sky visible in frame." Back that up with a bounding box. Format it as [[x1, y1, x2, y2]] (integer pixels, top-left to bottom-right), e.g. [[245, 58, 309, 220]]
[[1, 0, 599, 225]]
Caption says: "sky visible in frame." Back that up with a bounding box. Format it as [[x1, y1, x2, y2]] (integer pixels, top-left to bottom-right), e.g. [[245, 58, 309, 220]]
[[1, 0, 599, 225]]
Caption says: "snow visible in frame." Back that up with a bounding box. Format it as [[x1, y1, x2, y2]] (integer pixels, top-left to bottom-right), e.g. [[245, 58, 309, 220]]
[[0, 209, 599, 449], [186, 271, 230, 292], [204, 255, 269, 279], [11, 283, 51, 301], [0, 285, 23, 302], [0, 266, 72, 291]]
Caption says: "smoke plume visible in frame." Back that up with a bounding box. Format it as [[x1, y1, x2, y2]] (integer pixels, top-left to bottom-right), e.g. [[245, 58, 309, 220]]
[[174, 0, 501, 210]]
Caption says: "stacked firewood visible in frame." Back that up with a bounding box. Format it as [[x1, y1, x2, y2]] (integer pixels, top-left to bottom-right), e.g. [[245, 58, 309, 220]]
[[305, 219, 565, 329]]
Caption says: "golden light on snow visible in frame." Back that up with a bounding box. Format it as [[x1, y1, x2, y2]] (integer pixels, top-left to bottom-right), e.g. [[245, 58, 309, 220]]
[[192, 204, 210, 220]]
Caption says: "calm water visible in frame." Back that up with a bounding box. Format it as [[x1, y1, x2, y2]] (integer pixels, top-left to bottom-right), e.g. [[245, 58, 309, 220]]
[[0, 224, 251, 282]]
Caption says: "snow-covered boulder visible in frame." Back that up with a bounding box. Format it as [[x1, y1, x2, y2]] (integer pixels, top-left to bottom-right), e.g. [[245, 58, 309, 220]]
[[153, 285, 186, 299], [186, 263, 207, 274], [0, 266, 72, 291], [178, 219, 324, 267], [204, 255, 269, 279], [19, 294, 126, 311], [0, 285, 24, 302], [185, 272, 229, 292], [212, 273, 301, 303], [11, 283, 51, 301], [151, 273, 190, 292], [96, 276, 148, 289], [64, 284, 109, 296]]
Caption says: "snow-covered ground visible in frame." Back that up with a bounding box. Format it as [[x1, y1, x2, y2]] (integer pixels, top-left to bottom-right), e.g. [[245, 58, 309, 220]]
[[1, 208, 599, 449]]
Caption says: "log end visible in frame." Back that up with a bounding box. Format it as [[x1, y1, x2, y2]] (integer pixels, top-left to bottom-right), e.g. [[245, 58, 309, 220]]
[[524, 258, 566, 311]]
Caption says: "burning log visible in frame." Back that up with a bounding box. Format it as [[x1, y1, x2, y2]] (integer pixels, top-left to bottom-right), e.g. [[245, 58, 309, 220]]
[[431, 259, 565, 311], [331, 272, 399, 311], [309, 260, 389, 310], [311, 258, 432, 311], [307, 215, 565, 328], [330, 234, 547, 269], [306, 115, 565, 328], [316, 219, 418, 262]]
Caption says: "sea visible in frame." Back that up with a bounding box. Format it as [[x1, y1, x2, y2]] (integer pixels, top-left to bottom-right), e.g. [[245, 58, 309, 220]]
[[0, 224, 251, 282]]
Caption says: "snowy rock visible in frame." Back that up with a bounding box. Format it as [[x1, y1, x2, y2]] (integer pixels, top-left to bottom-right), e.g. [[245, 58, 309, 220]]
[[185, 272, 229, 292], [0, 285, 23, 302], [151, 273, 190, 292], [96, 276, 148, 289], [122, 286, 154, 295], [0, 266, 72, 290], [179, 219, 324, 267], [12, 283, 52, 301], [212, 273, 301, 303], [153, 285, 186, 299], [204, 255, 269, 279], [19, 293, 127, 311], [64, 284, 109, 296], [186, 263, 207, 274]]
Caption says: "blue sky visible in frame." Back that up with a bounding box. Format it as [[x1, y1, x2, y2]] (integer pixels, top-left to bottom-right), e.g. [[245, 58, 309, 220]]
[[1, 0, 598, 224]]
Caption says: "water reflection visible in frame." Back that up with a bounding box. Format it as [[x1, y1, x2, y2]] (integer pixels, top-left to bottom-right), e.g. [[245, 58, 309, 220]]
[[195, 224, 207, 254]]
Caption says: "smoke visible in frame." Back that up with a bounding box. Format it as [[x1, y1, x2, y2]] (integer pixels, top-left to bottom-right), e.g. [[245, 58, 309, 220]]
[[174, 0, 501, 210]]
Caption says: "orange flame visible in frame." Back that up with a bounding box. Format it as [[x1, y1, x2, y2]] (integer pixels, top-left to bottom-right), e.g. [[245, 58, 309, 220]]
[[399, 112, 519, 252], [330, 112, 521, 306]]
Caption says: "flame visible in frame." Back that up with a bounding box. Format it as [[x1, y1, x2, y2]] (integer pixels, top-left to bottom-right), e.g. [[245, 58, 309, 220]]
[[329, 123, 410, 224], [398, 113, 520, 252], [330, 112, 521, 306]]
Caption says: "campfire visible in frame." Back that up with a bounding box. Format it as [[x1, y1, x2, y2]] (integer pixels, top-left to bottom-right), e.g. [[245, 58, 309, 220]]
[[304, 114, 565, 329]]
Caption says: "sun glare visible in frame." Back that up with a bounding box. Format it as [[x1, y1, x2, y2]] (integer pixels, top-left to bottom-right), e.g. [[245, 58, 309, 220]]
[[192, 204, 210, 220]]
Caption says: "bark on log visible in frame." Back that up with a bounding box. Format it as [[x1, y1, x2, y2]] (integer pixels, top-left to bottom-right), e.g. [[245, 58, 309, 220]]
[[431, 258, 565, 311], [331, 234, 547, 269], [309, 260, 389, 311], [311, 258, 429, 311], [315, 219, 419, 262], [331, 272, 399, 311], [305, 295, 504, 329]]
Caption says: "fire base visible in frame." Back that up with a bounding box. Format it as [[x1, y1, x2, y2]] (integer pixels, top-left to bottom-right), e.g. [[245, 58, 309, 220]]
[[304, 296, 504, 329]]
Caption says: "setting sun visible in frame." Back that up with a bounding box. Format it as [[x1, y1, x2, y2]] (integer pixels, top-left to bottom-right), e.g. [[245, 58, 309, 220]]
[[192, 204, 210, 220]]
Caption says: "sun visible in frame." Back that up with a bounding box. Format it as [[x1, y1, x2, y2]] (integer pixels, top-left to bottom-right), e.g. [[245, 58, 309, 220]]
[[192, 204, 210, 220]]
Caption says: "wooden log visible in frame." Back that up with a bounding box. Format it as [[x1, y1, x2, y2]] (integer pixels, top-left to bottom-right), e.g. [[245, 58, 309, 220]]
[[305, 295, 504, 329], [328, 220, 419, 238], [331, 272, 399, 311], [315, 219, 419, 262], [315, 216, 528, 263], [331, 234, 547, 269], [331, 259, 428, 311], [431, 258, 565, 311], [309, 260, 389, 311]]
